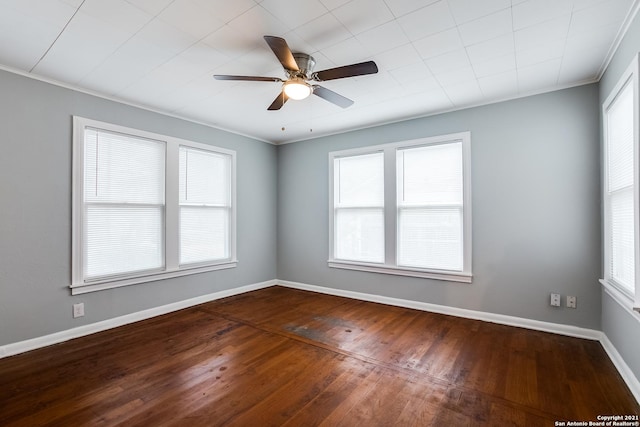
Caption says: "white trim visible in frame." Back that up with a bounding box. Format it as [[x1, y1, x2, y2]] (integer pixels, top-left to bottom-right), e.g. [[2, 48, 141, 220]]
[[633, 53, 640, 308], [597, 0, 640, 80], [0, 63, 598, 147], [327, 260, 472, 283], [0, 277, 600, 357], [0, 280, 277, 359], [70, 261, 238, 295], [3, 278, 640, 405], [602, 279, 640, 322], [600, 333, 640, 403], [277, 280, 599, 340], [278, 279, 640, 404], [0, 64, 273, 145], [277, 81, 601, 146]]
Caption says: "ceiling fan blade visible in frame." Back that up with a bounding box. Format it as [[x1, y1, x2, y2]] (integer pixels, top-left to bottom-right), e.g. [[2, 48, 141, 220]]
[[268, 91, 289, 110], [263, 35, 300, 71], [314, 61, 378, 81], [313, 85, 354, 108], [214, 75, 283, 82]]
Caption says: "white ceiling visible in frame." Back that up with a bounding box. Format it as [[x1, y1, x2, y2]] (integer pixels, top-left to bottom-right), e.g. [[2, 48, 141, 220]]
[[0, 0, 637, 144]]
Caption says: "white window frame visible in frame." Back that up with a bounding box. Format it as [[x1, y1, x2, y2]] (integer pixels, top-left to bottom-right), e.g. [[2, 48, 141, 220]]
[[601, 53, 640, 310], [72, 117, 237, 295], [328, 132, 472, 283]]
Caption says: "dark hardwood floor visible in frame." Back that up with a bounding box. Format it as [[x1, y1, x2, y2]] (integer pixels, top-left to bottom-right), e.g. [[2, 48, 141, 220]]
[[1, 286, 638, 426]]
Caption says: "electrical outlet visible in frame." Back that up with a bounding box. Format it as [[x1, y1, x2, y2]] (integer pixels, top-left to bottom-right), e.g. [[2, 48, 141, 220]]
[[567, 296, 577, 309], [73, 303, 85, 318], [550, 293, 561, 307]]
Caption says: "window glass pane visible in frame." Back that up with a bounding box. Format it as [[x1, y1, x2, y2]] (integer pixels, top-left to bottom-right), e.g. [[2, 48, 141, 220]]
[[179, 147, 230, 205], [607, 82, 634, 193], [85, 129, 165, 204], [611, 188, 635, 291], [85, 205, 163, 279], [335, 152, 384, 206], [179, 146, 231, 265], [398, 207, 463, 271], [180, 207, 229, 264], [335, 208, 384, 263], [397, 141, 464, 271], [398, 142, 462, 205], [83, 128, 165, 281]]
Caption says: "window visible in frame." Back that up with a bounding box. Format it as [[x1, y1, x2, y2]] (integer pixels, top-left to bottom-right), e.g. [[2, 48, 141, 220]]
[[72, 117, 236, 294], [397, 142, 464, 271], [602, 53, 639, 304], [179, 146, 232, 265], [333, 152, 385, 263], [82, 128, 166, 280], [329, 132, 472, 282]]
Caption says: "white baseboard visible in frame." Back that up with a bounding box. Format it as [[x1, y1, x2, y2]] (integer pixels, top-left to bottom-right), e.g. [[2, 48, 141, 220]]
[[600, 329, 640, 403], [0, 279, 276, 359], [3, 277, 639, 406], [277, 279, 640, 404], [277, 280, 601, 340]]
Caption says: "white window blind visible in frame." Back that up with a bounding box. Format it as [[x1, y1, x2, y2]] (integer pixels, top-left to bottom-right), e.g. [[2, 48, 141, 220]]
[[179, 146, 231, 265], [83, 128, 165, 280], [397, 142, 463, 271], [605, 80, 635, 293], [333, 152, 385, 263]]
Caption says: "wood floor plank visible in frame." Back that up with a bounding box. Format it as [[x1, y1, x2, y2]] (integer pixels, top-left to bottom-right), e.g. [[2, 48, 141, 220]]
[[7, 316, 251, 426], [223, 348, 341, 426], [108, 332, 294, 426], [316, 367, 386, 426], [281, 357, 377, 427], [1, 286, 637, 426]]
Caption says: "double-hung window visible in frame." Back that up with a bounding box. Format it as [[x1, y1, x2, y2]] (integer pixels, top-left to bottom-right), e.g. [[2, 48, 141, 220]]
[[179, 146, 232, 265], [333, 152, 385, 263], [329, 132, 471, 282], [397, 142, 464, 271], [72, 117, 236, 294], [82, 127, 166, 280], [602, 53, 639, 306]]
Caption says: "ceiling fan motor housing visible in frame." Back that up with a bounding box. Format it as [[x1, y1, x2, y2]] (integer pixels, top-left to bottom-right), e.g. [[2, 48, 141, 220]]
[[291, 53, 316, 78]]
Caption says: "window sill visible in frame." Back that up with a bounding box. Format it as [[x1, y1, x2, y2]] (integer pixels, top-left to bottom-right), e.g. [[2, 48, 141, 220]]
[[328, 260, 472, 283], [71, 261, 238, 295], [600, 279, 640, 319]]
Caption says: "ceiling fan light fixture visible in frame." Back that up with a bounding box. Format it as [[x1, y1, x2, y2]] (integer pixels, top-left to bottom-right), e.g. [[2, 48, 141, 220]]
[[215, 36, 377, 110], [283, 78, 311, 100]]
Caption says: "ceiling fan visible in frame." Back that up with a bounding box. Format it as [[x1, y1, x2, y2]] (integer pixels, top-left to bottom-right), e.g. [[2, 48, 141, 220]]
[[214, 35, 378, 111]]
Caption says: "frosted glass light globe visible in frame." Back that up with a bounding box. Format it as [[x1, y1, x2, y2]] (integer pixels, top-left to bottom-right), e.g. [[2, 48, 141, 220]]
[[284, 78, 312, 100]]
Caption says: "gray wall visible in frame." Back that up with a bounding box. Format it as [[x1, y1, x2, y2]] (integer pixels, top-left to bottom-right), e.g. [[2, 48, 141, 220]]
[[0, 69, 277, 346], [277, 84, 602, 329], [2, 13, 635, 353], [599, 10, 640, 380]]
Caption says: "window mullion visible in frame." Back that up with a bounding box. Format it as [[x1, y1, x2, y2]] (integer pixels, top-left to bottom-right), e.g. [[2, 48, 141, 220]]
[[384, 147, 396, 266], [72, 117, 85, 287], [165, 141, 180, 271], [462, 134, 473, 275]]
